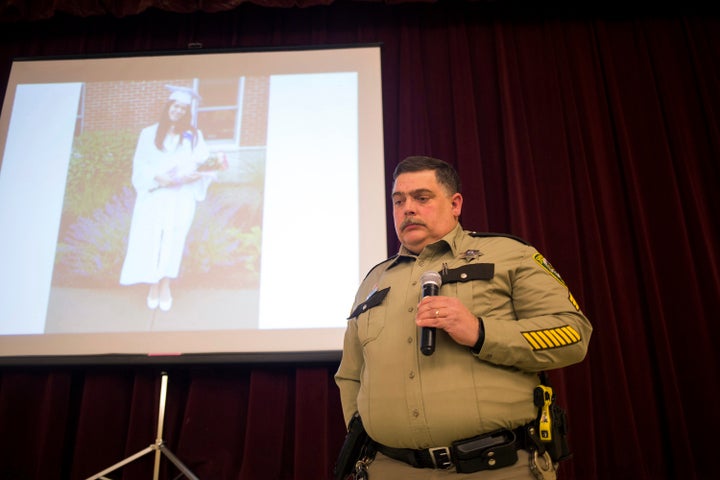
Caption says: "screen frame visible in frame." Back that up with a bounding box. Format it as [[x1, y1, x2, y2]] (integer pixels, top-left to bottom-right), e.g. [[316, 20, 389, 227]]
[[0, 43, 387, 365]]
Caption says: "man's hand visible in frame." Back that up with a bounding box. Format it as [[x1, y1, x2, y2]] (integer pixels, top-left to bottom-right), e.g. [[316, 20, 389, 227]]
[[416, 296, 480, 348]]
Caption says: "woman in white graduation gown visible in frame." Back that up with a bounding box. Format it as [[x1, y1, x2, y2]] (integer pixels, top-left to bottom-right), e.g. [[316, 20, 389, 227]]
[[120, 86, 213, 312]]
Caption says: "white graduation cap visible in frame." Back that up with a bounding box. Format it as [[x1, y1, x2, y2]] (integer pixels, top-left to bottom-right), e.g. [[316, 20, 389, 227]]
[[165, 84, 201, 105]]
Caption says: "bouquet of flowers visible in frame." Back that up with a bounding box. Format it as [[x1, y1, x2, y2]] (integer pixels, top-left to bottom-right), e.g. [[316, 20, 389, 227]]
[[197, 152, 229, 172]]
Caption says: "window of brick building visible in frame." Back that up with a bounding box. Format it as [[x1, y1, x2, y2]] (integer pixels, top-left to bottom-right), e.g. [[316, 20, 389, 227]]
[[196, 77, 244, 144]]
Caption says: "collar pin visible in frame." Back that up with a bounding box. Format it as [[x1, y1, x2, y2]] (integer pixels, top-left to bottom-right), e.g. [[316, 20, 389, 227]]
[[462, 249, 482, 261]]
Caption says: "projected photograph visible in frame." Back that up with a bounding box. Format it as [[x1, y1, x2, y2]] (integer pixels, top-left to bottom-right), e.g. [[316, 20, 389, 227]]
[[45, 78, 266, 333], [0, 46, 387, 360]]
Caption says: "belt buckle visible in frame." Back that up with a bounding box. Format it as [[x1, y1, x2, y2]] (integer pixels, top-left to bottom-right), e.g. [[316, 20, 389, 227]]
[[429, 446, 453, 469]]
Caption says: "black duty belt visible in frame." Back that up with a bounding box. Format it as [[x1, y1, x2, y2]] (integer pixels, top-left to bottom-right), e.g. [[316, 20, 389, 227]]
[[374, 424, 535, 472]]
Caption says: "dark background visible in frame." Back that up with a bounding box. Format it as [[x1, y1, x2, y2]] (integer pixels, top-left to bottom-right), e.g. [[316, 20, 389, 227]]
[[0, 1, 718, 479]]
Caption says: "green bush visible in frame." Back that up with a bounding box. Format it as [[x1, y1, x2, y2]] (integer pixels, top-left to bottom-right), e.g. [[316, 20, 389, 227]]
[[53, 187, 134, 287], [53, 183, 264, 289], [63, 130, 137, 219], [183, 183, 263, 288]]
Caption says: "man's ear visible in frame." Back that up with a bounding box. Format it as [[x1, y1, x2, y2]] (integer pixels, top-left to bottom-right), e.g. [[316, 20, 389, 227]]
[[451, 192, 463, 217]]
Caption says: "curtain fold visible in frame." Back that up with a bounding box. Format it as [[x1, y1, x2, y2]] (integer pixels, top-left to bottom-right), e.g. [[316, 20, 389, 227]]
[[0, 0, 437, 22], [0, 1, 718, 479]]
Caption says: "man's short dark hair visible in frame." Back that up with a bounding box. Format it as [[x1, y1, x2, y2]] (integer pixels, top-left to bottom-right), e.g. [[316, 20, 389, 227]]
[[393, 156, 461, 194]]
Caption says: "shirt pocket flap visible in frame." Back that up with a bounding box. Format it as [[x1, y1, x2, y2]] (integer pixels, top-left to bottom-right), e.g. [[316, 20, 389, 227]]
[[348, 287, 390, 319], [442, 263, 495, 284]]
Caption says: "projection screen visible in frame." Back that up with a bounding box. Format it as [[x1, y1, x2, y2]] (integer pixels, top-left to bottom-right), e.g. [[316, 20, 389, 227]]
[[0, 45, 387, 364]]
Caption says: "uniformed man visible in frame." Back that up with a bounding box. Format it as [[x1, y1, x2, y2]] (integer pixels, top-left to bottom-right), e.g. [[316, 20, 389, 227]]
[[335, 156, 592, 479]]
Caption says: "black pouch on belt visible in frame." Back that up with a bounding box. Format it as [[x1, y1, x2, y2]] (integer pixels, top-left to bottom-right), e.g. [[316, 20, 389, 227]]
[[545, 403, 572, 462], [333, 413, 372, 480], [451, 429, 519, 474]]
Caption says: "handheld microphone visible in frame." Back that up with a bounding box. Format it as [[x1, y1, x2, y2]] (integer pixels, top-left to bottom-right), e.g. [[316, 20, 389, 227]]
[[420, 271, 442, 356]]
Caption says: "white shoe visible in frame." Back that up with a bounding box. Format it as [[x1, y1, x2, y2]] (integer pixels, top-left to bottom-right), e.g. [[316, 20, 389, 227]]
[[147, 296, 159, 309], [159, 297, 173, 312]]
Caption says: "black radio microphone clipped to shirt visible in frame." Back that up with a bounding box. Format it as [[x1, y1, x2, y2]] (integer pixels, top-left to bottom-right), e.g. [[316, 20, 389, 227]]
[[420, 271, 442, 356]]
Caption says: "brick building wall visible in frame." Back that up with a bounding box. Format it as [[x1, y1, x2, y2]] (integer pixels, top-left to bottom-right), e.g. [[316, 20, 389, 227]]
[[82, 77, 269, 147], [241, 76, 269, 147], [82, 80, 184, 134]]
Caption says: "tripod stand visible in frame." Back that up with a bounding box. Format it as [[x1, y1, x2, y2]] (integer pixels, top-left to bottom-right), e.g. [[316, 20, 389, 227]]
[[85, 372, 199, 480]]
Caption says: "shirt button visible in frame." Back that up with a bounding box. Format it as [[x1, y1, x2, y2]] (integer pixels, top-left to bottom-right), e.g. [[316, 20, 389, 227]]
[[407, 337, 413, 344], [412, 409, 419, 418], [408, 307, 414, 313], [408, 371, 415, 379]]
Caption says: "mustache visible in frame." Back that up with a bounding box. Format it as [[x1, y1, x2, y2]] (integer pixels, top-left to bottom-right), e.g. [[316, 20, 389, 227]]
[[400, 218, 426, 230]]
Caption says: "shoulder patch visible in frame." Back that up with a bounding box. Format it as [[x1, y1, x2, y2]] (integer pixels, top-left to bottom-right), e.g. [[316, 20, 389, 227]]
[[533, 253, 566, 287], [468, 231, 530, 245], [534, 253, 582, 312]]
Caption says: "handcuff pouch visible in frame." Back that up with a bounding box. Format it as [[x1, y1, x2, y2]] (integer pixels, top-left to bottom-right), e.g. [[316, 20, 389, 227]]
[[451, 428, 519, 473]]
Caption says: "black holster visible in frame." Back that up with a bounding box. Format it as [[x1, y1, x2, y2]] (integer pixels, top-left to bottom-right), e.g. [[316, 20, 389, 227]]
[[544, 403, 572, 462], [533, 372, 572, 463], [333, 413, 373, 480]]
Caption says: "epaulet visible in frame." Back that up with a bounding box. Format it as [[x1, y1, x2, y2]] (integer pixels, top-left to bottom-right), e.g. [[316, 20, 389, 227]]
[[468, 231, 531, 246], [361, 254, 399, 282]]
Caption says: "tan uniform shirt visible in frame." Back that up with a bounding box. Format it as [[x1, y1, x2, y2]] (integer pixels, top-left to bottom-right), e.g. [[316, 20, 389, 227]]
[[335, 224, 592, 450]]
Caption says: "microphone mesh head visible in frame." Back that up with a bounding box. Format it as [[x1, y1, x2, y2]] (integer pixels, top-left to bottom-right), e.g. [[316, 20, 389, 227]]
[[420, 271, 442, 287]]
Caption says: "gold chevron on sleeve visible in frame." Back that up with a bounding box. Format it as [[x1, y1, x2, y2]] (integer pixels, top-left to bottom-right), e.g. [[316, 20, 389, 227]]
[[522, 326, 581, 350]]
